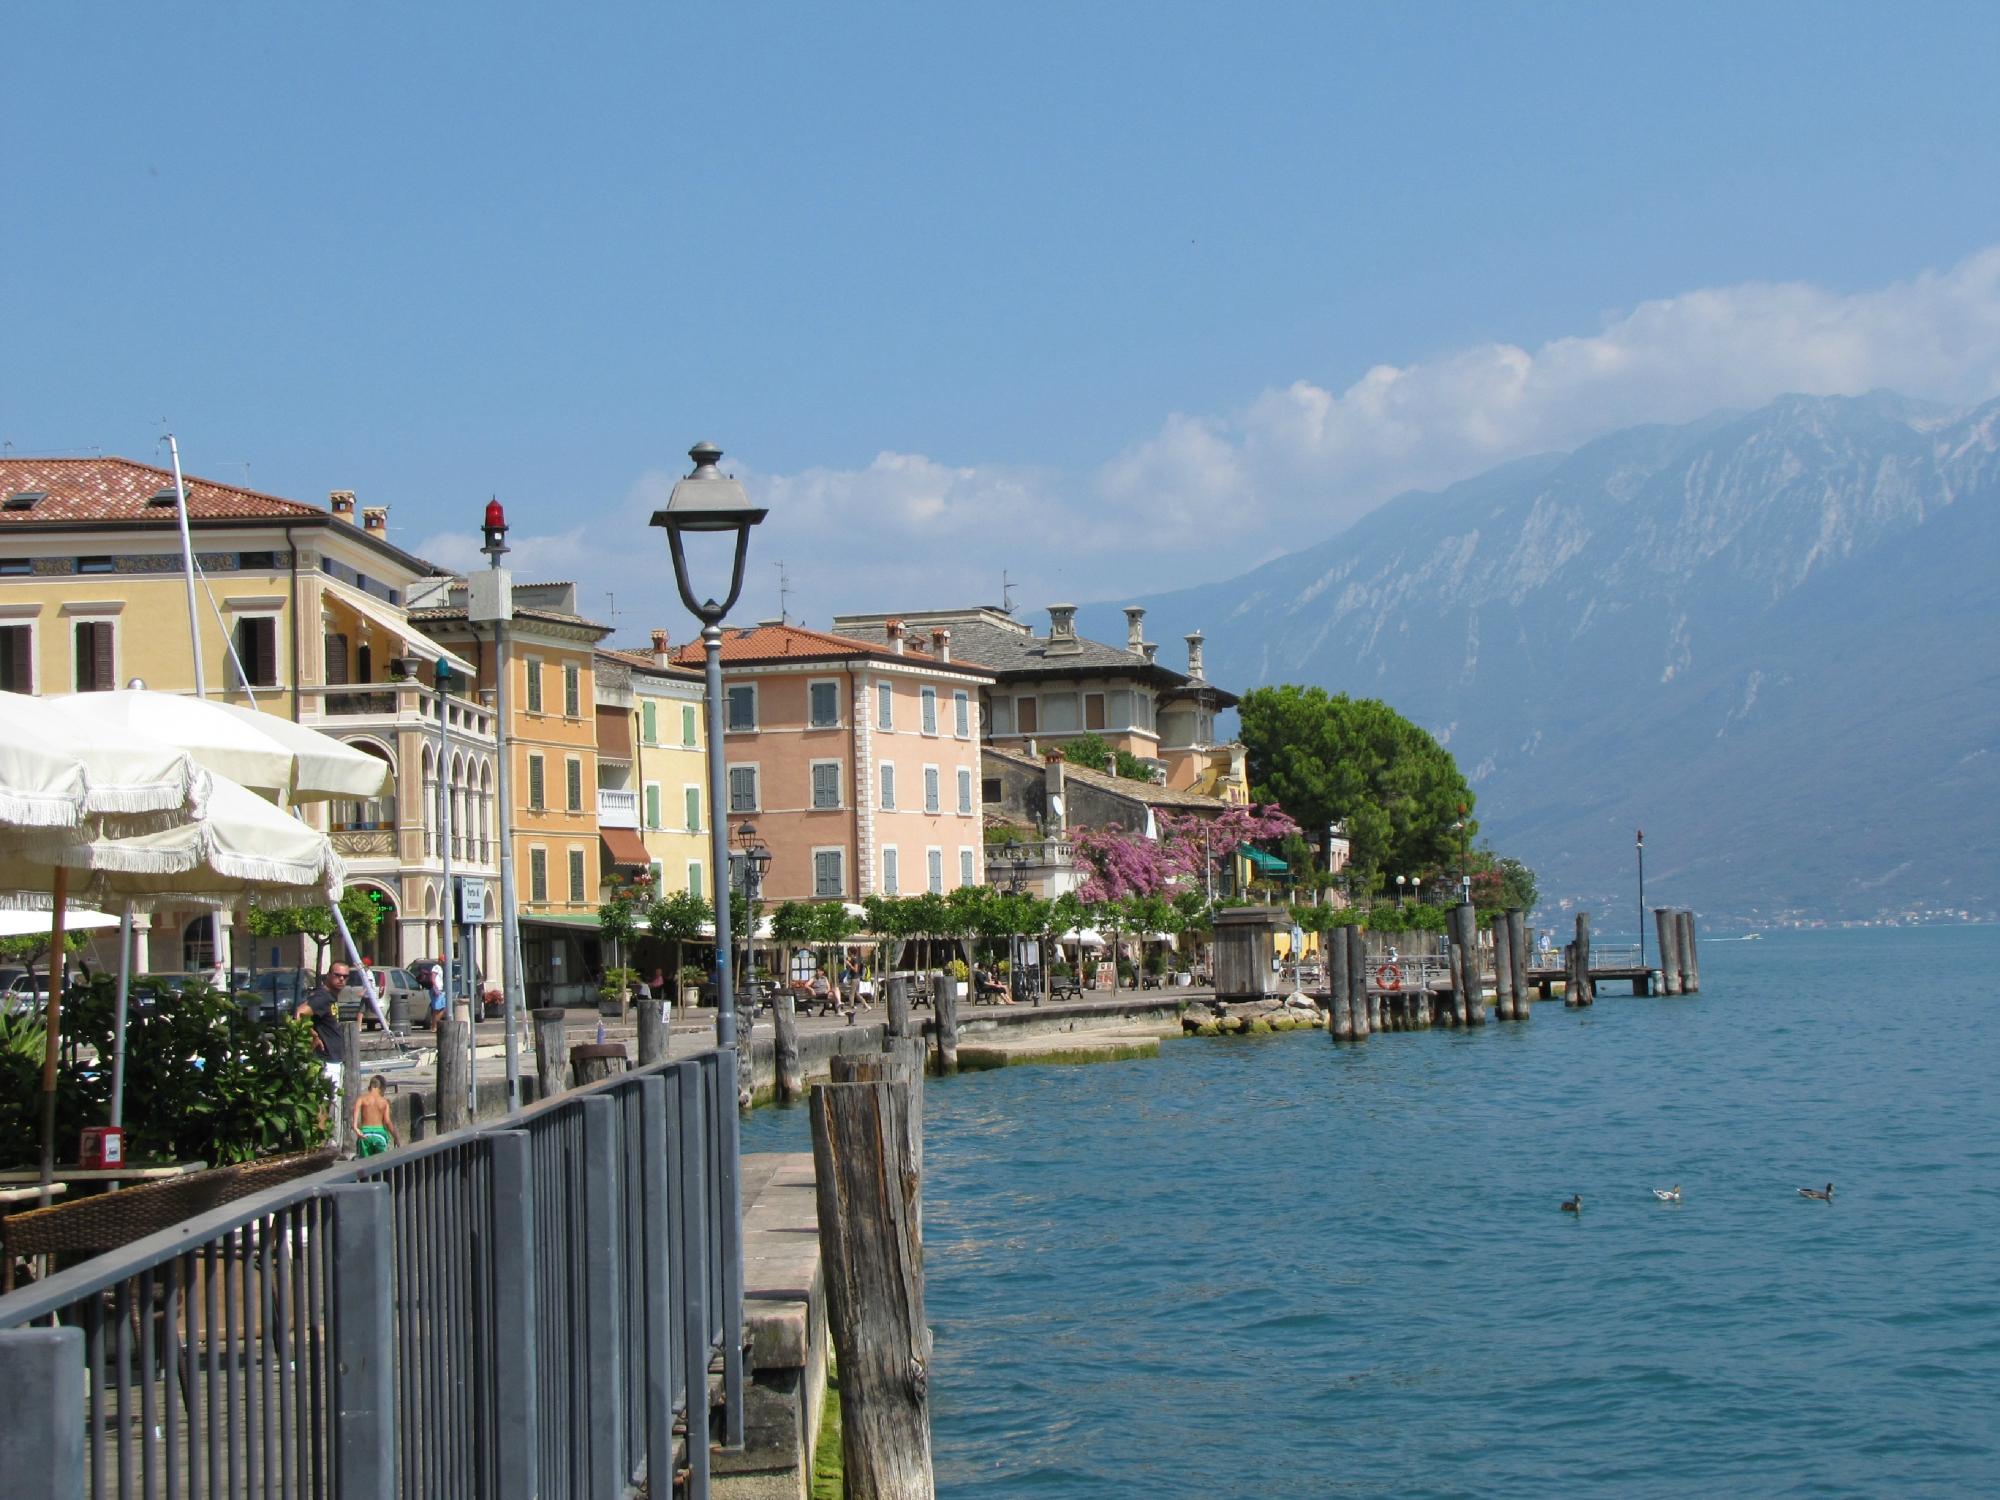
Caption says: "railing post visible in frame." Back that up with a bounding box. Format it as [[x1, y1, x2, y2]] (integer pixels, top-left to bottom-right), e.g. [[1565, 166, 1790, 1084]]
[[636, 1074, 677, 1497], [488, 1130, 541, 1500], [579, 1094, 627, 1500], [328, 1182, 396, 1500], [0, 1327, 83, 1500], [675, 1059, 712, 1493]]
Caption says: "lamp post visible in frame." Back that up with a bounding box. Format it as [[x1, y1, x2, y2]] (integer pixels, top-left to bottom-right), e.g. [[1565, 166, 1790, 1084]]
[[651, 442, 766, 1077], [1396, 874, 1407, 907], [1636, 828, 1647, 966], [1007, 852, 1030, 1000], [473, 499, 525, 1109], [735, 819, 771, 995]]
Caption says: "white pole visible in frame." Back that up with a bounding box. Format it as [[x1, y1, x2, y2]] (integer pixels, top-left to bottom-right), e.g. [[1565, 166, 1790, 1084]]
[[494, 621, 526, 1109], [166, 434, 206, 699]]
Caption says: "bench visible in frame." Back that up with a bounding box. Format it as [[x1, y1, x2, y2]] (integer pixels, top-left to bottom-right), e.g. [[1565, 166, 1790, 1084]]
[[1050, 978, 1081, 1001]]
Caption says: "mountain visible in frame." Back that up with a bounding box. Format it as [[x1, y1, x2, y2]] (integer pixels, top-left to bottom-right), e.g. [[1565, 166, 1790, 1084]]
[[1080, 392, 2000, 926]]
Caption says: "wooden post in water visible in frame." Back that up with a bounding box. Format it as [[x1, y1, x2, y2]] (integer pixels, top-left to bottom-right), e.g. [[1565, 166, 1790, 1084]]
[[1442, 917, 1466, 1027], [637, 999, 667, 1067], [1348, 926, 1371, 1037], [933, 974, 959, 1074], [437, 1017, 470, 1133], [1508, 909, 1530, 1018], [1328, 929, 1352, 1040], [1496, 916, 1520, 1024], [1654, 908, 1682, 995], [532, 1007, 567, 1100], [1571, 912, 1595, 1007], [809, 1080, 934, 1499], [887, 974, 912, 1042], [1458, 903, 1483, 1024], [774, 991, 804, 1103], [1679, 910, 1701, 994]]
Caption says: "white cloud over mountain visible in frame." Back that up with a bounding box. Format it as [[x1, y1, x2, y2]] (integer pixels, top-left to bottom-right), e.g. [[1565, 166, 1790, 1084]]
[[489, 246, 2000, 635]]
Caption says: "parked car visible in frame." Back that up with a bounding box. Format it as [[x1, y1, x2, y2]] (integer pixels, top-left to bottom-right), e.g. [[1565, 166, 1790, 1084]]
[[0, 968, 51, 1016], [236, 969, 315, 1025], [351, 966, 424, 1028]]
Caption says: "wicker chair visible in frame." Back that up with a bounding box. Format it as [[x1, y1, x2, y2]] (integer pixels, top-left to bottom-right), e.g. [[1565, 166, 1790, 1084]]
[[1, 1146, 340, 1288]]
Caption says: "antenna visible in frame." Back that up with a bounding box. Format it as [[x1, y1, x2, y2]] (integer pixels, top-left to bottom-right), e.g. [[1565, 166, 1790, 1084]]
[[605, 591, 621, 630], [776, 559, 792, 624], [1001, 570, 1015, 613]]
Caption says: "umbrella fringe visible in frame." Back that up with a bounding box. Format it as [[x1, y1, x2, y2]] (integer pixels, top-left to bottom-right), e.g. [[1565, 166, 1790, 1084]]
[[0, 791, 91, 828]]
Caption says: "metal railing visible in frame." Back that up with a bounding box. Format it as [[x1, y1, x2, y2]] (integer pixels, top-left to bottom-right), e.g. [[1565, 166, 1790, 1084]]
[[0, 1048, 745, 1500]]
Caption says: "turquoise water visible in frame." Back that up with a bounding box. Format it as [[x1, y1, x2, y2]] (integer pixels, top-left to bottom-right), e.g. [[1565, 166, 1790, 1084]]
[[743, 928, 2000, 1497]]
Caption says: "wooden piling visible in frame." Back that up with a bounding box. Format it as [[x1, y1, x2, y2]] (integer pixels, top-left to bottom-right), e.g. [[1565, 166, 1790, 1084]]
[[933, 973, 959, 1074], [437, 1017, 470, 1133], [1654, 908, 1682, 996], [569, 1042, 627, 1087], [1570, 912, 1594, 1007], [532, 1006, 567, 1100], [1507, 909, 1530, 1018], [1679, 910, 1701, 994], [1350, 926, 1372, 1037], [774, 992, 804, 1103], [1328, 932, 1352, 1040], [1492, 911, 1516, 1020], [637, 999, 668, 1067], [887, 974, 912, 1042], [1458, 903, 1483, 1024], [337, 1017, 363, 1152], [809, 1080, 934, 1500]]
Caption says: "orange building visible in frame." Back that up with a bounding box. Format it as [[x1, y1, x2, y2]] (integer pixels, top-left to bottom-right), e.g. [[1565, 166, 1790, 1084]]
[[674, 623, 994, 903]]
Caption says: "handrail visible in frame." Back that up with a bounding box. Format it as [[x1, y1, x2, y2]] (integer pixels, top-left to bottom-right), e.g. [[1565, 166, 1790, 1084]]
[[0, 1046, 743, 1500]]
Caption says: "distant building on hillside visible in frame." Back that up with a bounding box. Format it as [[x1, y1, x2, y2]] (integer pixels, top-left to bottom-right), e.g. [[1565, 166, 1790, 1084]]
[[830, 603, 1246, 799]]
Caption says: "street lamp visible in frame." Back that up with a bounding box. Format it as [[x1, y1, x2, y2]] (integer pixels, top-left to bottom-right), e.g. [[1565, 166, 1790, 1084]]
[[473, 497, 526, 1109], [650, 441, 767, 1073], [1636, 828, 1647, 966], [1396, 874, 1407, 907], [734, 819, 771, 995]]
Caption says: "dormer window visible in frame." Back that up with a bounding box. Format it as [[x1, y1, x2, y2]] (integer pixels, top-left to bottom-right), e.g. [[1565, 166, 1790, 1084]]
[[3, 492, 45, 511], [147, 489, 181, 508]]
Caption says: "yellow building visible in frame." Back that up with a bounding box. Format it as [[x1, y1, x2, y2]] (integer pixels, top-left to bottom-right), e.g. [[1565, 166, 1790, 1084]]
[[597, 633, 710, 905], [0, 457, 502, 982], [414, 580, 612, 1006]]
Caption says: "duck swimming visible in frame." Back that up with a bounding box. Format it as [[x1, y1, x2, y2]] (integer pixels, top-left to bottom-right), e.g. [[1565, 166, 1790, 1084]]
[[1798, 1183, 1835, 1202], [1653, 1185, 1681, 1202], [1560, 1194, 1583, 1213]]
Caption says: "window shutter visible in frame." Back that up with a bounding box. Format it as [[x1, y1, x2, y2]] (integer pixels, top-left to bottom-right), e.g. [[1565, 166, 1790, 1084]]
[[91, 621, 114, 690], [324, 633, 349, 686], [254, 619, 278, 687], [641, 702, 656, 743], [528, 757, 545, 809], [569, 848, 586, 901], [2, 626, 30, 693], [566, 759, 582, 810], [685, 786, 701, 832]]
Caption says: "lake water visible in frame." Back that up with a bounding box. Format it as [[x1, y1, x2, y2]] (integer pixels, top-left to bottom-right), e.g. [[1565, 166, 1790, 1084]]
[[742, 928, 2000, 1497]]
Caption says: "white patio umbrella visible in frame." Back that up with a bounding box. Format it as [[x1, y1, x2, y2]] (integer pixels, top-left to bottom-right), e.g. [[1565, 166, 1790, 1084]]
[[2, 773, 344, 1198], [0, 690, 210, 831], [0, 907, 121, 938], [1060, 927, 1107, 948], [44, 689, 389, 802]]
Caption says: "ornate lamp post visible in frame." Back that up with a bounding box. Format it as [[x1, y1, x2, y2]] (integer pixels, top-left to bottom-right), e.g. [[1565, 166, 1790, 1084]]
[[650, 441, 767, 1074], [1396, 874, 1407, 907], [734, 819, 771, 996]]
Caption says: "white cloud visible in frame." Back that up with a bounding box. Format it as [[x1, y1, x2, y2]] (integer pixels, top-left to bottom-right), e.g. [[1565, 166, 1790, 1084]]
[[448, 247, 2000, 632]]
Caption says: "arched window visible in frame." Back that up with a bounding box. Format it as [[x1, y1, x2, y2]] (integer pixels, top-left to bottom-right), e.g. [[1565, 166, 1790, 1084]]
[[182, 916, 216, 973], [331, 742, 397, 833]]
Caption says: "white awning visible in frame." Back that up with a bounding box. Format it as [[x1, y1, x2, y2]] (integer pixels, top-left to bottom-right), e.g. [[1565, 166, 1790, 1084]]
[[324, 583, 476, 679]]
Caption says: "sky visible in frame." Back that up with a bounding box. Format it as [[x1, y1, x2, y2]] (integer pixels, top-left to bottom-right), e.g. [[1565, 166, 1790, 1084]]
[[6, 2, 2000, 639]]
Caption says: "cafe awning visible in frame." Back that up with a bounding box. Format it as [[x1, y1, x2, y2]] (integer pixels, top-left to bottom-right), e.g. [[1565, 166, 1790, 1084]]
[[601, 828, 652, 871], [1239, 844, 1289, 875], [324, 582, 477, 679]]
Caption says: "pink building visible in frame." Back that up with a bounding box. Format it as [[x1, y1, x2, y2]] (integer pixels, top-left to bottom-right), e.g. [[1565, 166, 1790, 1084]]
[[675, 622, 994, 903]]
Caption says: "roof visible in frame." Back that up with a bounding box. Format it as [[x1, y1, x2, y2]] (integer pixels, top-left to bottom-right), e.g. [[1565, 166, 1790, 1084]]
[[597, 645, 704, 681], [983, 744, 1236, 812], [836, 613, 1200, 691], [669, 622, 994, 680], [0, 456, 447, 577], [0, 457, 324, 523], [409, 581, 612, 638]]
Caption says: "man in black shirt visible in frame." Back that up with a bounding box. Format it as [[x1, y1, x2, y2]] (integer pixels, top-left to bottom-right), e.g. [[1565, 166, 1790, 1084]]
[[297, 962, 350, 1128]]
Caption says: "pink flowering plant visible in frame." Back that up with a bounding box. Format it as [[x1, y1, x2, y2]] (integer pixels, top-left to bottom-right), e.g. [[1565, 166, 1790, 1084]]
[[1072, 804, 1298, 904]]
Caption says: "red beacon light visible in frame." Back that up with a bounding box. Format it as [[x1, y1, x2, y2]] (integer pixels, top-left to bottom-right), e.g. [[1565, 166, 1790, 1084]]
[[481, 497, 509, 557]]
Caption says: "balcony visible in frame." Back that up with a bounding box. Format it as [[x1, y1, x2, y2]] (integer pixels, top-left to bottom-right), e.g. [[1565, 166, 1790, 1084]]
[[597, 788, 640, 829], [300, 681, 498, 743], [984, 839, 1075, 880]]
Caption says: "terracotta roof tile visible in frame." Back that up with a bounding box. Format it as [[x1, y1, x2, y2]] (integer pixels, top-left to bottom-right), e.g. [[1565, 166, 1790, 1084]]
[[668, 622, 994, 678], [0, 457, 325, 523]]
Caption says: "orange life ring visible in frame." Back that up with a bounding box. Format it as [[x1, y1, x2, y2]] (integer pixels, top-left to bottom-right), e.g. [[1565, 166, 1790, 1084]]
[[1376, 963, 1402, 991]]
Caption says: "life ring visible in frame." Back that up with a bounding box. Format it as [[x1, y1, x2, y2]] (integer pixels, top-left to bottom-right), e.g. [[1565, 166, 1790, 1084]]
[[1376, 963, 1402, 991]]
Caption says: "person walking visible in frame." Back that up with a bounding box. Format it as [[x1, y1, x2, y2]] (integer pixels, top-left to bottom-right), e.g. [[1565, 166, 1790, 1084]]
[[296, 961, 351, 1133], [351, 1075, 400, 1157]]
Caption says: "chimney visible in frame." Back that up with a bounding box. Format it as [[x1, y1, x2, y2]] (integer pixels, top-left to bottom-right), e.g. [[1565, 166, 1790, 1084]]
[[1046, 603, 1082, 656], [930, 627, 951, 663], [1043, 748, 1067, 832], [361, 506, 388, 537], [650, 629, 670, 669], [1185, 630, 1206, 681], [1142, 642, 1158, 664], [329, 490, 357, 524], [886, 619, 906, 655], [1124, 606, 1147, 655]]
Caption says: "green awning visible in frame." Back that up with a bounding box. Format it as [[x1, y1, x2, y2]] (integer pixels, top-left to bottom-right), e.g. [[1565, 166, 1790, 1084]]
[[1238, 845, 1289, 875]]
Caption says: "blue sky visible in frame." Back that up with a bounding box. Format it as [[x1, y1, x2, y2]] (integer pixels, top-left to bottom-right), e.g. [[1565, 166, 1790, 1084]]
[[6, 2, 2000, 632]]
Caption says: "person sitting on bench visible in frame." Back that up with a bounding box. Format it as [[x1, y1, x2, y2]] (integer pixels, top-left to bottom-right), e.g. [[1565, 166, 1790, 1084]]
[[975, 966, 1011, 1003]]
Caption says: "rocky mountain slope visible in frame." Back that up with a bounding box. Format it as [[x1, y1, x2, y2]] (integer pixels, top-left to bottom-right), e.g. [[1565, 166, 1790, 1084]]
[[1082, 392, 2000, 925]]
